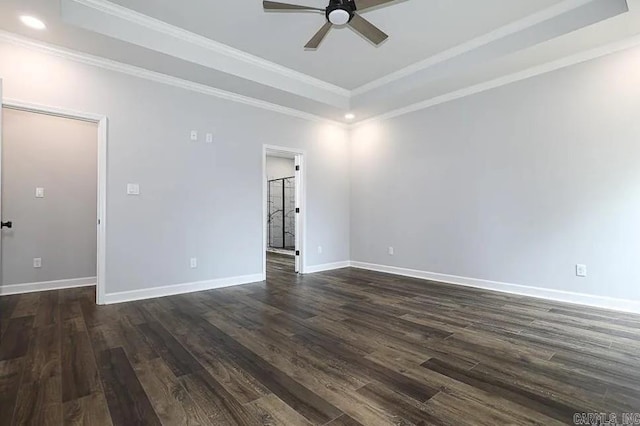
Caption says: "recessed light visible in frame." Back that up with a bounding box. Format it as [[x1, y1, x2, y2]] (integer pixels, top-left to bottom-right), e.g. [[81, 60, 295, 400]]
[[20, 15, 46, 30], [345, 113, 355, 120]]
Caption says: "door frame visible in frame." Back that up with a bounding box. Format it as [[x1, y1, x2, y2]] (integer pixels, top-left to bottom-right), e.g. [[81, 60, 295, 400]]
[[1, 98, 108, 305], [262, 145, 306, 279]]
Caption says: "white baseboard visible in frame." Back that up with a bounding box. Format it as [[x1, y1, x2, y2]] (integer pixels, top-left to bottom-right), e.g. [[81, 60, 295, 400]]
[[305, 261, 351, 274], [0, 276, 96, 296], [350, 261, 640, 315], [103, 273, 264, 305]]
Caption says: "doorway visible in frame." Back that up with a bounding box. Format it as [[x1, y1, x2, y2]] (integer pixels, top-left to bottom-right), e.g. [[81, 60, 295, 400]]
[[0, 94, 107, 304], [263, 145, 305, 279]]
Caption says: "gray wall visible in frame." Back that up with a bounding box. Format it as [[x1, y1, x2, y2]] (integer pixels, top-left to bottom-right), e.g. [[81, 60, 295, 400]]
[[0, 40, 350, 295], [266, 156, 295, 181], [1, 108, 97, 285], [351, 44, 640, 301]]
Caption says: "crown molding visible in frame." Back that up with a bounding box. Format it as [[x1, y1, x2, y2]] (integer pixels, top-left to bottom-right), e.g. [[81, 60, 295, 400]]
[[0, 30, 345, 128], [351, 0, 598, 95], [70, 0, 597, 100], [62, 0, 351, 109], [353, 32, 640, 126]]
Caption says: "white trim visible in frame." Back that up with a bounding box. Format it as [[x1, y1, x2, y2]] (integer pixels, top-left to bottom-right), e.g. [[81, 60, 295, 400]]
[[66, 0, 349, 98], [263, 145, 307, 279], [103, 273, 263, 305], [3, 26, 640, 128], [352, 0, 595, 95], [1, 99, 108, 304], [3, 11, 640, 129], [305, 261, 351, 274], [0, 277, 96, 296], [350, 261, 640, 315], [354, 32, 640, 126], [0, 30, 344, 128]]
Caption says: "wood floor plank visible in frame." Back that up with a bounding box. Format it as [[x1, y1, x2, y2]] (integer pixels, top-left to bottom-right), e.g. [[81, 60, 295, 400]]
[[356, 381, 447, 426], [0, 295, 20, 337], [422, 357, 580, 423], [12, 324, 63, 425], [0, 316, 34, 360], [61, 325, 100, 402], [12, 383, 62, 426], [179, 368, 260, 425], [10, 293, 40, 319], [63, 392, 114, 426], [97, 347, 162, 426], [0, 358, 24, 426], [34, 290, 60, 328], [244, 393, 315, 426], [138, 321, 202, 377], [1, 253, 639, 424], [325, 414, 366, 426], [147, 302, 271, 405], [135, 358, 213, 425], [193, 315, 344, 424]]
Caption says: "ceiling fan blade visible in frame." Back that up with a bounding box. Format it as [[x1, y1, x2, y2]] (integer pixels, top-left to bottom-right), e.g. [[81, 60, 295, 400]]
[[349, 13, 388, 45], [354, 0, 396, 11], [263, 1, 324, 11], [305, 21, 332, 49]]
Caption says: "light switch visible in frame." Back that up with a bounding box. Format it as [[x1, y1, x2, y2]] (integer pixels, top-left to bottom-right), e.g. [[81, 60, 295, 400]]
[[576, 264, 587, 277], [205, 133, 213, 143], [35, 187, 45, 198], [127, 183, 140, 195], [33, 258, 42, 268], [190, 130, 198, 141]]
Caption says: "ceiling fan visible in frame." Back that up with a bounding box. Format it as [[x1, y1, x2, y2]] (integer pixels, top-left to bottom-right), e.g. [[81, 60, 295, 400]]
[[263, 0, 396, 48]]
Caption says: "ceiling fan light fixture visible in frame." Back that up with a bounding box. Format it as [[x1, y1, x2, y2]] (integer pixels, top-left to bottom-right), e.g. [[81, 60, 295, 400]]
[[263, 0, 392, 48], [328, 9, 351, 25]]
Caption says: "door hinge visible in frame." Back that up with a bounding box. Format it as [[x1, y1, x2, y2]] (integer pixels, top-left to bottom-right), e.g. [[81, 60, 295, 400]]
[[295, 250, 300, 256], [295, 208, 300, 213], [295, 165, 300, 171]]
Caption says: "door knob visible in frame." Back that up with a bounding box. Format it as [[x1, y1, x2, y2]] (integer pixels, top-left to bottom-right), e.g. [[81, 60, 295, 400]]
[[1, 221, 12, 229]]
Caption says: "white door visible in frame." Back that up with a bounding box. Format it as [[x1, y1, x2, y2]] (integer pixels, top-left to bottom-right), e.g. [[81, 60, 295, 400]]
[[294, 154, 303, 273]]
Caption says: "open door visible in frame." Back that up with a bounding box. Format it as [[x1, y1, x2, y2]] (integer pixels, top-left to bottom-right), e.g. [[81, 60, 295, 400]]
[[294, 154, 303, 273], [0, 80, 4, 288]]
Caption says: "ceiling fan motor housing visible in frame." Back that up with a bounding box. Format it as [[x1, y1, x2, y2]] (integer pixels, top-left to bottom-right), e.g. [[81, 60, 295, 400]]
[[326, 0, 356, 25]]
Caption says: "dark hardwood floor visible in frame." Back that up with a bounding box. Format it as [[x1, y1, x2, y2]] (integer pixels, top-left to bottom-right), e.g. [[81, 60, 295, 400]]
[[1, 252, 639, 425]]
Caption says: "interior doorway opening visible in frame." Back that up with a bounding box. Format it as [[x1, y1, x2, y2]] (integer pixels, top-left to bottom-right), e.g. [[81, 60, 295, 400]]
[[0, 94, 107, 304], [263, 145, 305, 279]]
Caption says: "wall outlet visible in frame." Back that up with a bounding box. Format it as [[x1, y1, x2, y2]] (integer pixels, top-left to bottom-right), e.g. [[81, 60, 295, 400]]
[[190, 258, 198, 269], [205, 132, 214, 143], [35, 187, 45, 198], [127, 183, 140, 195], [388, 247, 394, 256], [576, 264, 587, 277], [317, 246, 323, 254], [190, 130, 198, 141], [33, 258, 42, 268]]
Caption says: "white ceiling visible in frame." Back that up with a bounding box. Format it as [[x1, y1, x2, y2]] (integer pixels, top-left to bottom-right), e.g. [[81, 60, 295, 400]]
[[102, 0, 564, 89], [0, 0, 639, 123]]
